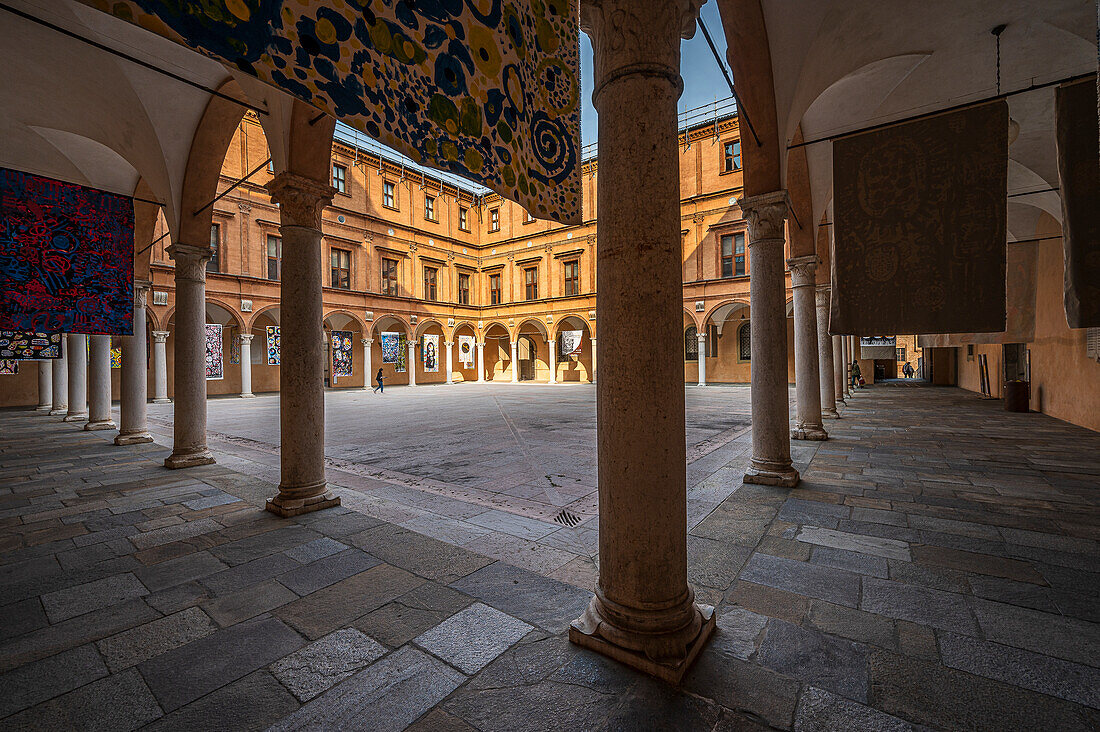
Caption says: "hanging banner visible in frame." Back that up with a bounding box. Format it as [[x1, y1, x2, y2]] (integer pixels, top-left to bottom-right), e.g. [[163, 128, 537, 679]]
[[459, 334, 475, 367], [831, 102, 1008, 335], [0, 331, 62, 360], [229, 333, 241, 365], [331, 330, 354, 378], [559, 330, 583, 358], [396, 333, 407, 373], [0, 169, 134, 335], [422, 334, 439, 372], [110, 345, 122, 369], [859, 336, 896, 360], [205, 324, 223, 380], [0, 360, 17, 375], [1056, 78, 1100, 328], [381, 332, 400, 364], [266, 326, 281, 365], [77, 0, 582, 225]]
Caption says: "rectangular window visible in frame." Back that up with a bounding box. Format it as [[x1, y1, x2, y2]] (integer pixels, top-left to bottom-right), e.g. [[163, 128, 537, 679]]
[[266, 234, 281, 280], [458, 273, 470, 305], [381, 257, 398, 296], [424, 194, 435, 221], [332, 164, 346, 194], [723, 140, 742, 172], [897, 347, 906, 361], [490, 208, 500, 232], [563, 260, 579, 296], [525, 210, 535, 224], [490, 273, 502, 305], [458, 206, 469, 231], [734, 232, 746, 276], [720, 234, 733, 278], [524, 267, 538, 300], [330, 248, 350, 289], [423, 266, 438, 301], [383, 181, 396, 209], [207, 223, 220, 273]]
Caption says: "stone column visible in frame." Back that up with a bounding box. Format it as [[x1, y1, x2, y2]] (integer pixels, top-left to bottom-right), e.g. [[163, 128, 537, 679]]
[[476, 342, 485, 382], [845, 336, 853, 395], [361, 338, 373, 390], [116, 285, 152, 445], [740, 193, 799, 485], [37, 360, 52, 412], [85, 335, 116, 430], [816, 286, 838, 418], [696, 332, 707, 386], [239, 334, 255, 397], [164, 245, 214, 468], [151, 331, 170, 403], [445, 341, 454, 385], [265, 172, 339, 516], [407, 339, 417, 387], [49, 340, 68, 415], [64, 333, 88, 422], [509, 340, 520, 382], [590, 337, 597, 383], [548, 339, 557, 384], [571, 0, 714, 684], [788, 256, 827, 441], [833, 335, 846, 405]]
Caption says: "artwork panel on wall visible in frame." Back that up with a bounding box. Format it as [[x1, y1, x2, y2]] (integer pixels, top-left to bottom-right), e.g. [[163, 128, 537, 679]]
[[0, 169, 134, 335], [110, 346, 122, 369], [422, 334, 439, 372], [381, 332, 399, 364], [1056, 78, 1100, 328], [331, 330, 354, 379], [0, 360, 17, 375], [458, 334, 475, 367], [76, 0, 582, 225], [831, 101, 1008, 335], [205, 324, 223, 380], [266, 326, 281, 365], [0, 330, 62, 359], [229, 334, 241, 365], [396, 333, 407, 373], [559, 330, 583, 358]]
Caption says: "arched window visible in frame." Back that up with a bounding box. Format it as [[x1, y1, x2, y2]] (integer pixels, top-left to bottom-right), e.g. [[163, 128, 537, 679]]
[[685, 326, 698, 361], [738, 322, 751, 361]]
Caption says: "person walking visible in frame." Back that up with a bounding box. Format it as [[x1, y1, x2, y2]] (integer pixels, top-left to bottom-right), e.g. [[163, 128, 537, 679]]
[[850, 359, 862, 389], [372, 367, 384, 394], [903, 362, 914, 378]]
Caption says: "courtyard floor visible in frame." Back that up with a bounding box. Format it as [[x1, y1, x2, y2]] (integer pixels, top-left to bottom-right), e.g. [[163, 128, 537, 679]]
[[1, 384, 1098, 730]]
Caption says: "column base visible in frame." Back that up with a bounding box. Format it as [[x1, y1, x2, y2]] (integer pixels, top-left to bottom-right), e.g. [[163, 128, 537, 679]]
[[239, 393, 255, 398], [265, 488, 341, 517], [164, 449, 215, 469], [791, 424, 828, 441], [744, 462, 800, 487], [115, 431, 153, 446], [36, 405, 52, 413], [569, 599, 716, 685], [822, 408, 840, 419], [152, 398, 172, 404], [48, 408, 67, 416], [84, 420, 117, 431], [63, 413, 88, 422]]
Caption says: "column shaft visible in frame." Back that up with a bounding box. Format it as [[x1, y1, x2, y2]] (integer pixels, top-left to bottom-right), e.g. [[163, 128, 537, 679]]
[[548, 340, 557, 384], [696, 333, 707, 386], [117, 286, 152, 445], [407, 341, 417, 387], [362, 338, 373, 390], [64, 333, 88, 422], [85, 335, 116, 430], [50, 341, 68, 415], [476, 342, 485, 382], [510, 340, 519, 383], [445, 341, 454, 385], [788, 256, 827, 440], [164, 246, 214, 468], [152, 331, 170, 403], [37, 360, 52, 411], [817, 287, 839, 418], [833, 334, 846, 405], [590, 338, 597, 383], [239, 334, 254, 397]]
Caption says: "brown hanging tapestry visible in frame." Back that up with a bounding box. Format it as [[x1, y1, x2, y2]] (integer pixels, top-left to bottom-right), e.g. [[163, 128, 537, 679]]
[[831, 101, 1008, 335], [1056, 77, 1100, 329]]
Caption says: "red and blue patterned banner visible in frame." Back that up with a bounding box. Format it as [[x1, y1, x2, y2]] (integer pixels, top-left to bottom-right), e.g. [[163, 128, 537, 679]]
[[0, 169, 134, 335], [331, 329, 353, 378], [0, 330, 62, 359]]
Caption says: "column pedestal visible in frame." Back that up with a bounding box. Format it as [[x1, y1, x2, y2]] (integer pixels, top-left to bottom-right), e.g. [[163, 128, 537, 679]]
[[817, 286, 839, 418], [239, 334, 255, 397], [788, 256, 827, 441], [64, 334, 88, 422], [151, 331, 171, 403], [37, 360, 52, 412], [696, 333, 707, 386], [740, 192, 799, 486], [164, 244, 214, 469], [265, 172, 339, 517], [548, 339, 557, 384], [476, 342, 485, 382], [85, 335, 116, 430], [49, 341, 68, 415], [570, 0, 714, 684], [361, 338, 373, 390], [445, 341, 454, 385]]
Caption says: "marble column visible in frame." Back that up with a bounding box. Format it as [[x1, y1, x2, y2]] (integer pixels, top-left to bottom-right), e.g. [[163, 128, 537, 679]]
[[239, 334, 255, 397], [445, 341, 454, 385], [361, 338, 373, 390], [64, 333, 88, 422], [116, 285, 152, 445], [590, 337, 597, 383], [788, 256, 827, 441], [548, 339, 557, 384], [845, 336, 854, 395], [833, 334, 846, 405], [49, 340, 68, 415], [817, 286, 839, 418], [696, 332, 707, 386], [510, 340, 519, 383], [571, 0, 714, 684], [265, 172, 339, 517], [476, 342, 485, 382], [740, 193, 799, 485], [85, 335, 115, 430], [407, 339, 417, 387], [164, 245, 214, 468], [151, 331, 170, 403], [37, 360, 52, 412]]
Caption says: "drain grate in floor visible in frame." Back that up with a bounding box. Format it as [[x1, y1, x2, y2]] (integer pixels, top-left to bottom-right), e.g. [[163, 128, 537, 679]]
[[554, 509, 582, 527]]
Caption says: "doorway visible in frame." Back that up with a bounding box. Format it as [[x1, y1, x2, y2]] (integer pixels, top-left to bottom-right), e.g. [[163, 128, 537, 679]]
[[518, 335, 536, 381]]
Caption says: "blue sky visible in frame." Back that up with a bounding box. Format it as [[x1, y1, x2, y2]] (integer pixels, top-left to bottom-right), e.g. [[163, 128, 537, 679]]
[[579, 3, 731, 145]]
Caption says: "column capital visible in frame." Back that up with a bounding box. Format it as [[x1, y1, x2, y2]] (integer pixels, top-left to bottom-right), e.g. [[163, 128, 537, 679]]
[[152, 330, 170, 343], [445, 341, 454, 347], [815, 283, 832, 294], [267, 172, 336, 229], [168, 244, 212, 283], [737, 191, 790, 244], [696, 332, 707, 343], [786, 255, 818, 286], [361, 338, 373, 346], [239, 333, 254, 343]]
